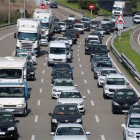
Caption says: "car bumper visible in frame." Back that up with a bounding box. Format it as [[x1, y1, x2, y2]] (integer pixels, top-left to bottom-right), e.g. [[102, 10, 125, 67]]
[[85, 49, 90, 54], [98, 80, 105, 86], [0, 107, 25, 114], [41, 42, 47, 46], [61, 28, 66, 31], [27, 73, 34, 79], [48, 60, 67, 65], [104, 90, 114, 98], [54, 29, 61, 33], [112, 104, 131, 113], [0, 130, 18, 139]]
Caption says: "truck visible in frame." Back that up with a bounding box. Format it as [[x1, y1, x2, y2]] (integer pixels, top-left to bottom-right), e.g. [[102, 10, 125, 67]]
[[112, 1, 132, 16], [0, 57, 27, 82], [0, 81, 30, 117], [14, 18, 41, 56], [33, 9, 54, 41]]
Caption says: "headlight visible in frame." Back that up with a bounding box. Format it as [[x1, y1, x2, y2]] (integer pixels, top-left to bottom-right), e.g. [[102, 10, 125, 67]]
[[18, 104, 25, 107], [127, 131, 135, 138], [86, 47, 89, 50], [7, 127, 15, 131], [52, 119, 57, 123], [49, 58, 53, 61], [100, 78, 104, 81], [53, 89, 57, 92], [58, 102, 63, 105], [76, 118, 82, 123], [79, 102, 84, 106], [113, 102, 120, 106], [30, 72, 34, 74], [0, 104, 2, 108], [105, 87, 109, 90], [134, 102, 139, 105]]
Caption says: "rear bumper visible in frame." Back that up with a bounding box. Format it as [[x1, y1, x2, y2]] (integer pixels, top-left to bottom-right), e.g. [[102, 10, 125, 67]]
[[0, 107, 25, 114]]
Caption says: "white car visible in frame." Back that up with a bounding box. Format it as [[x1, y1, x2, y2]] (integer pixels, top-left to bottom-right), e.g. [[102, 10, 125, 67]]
[[67, 14, 75, 21], [134, 16, 140, 24], [51, 79, 78, 99], [134, 12, 140, 17], [93, 27, 104, 37], [74, 23, 84, 34], [97, 68, 116, 87], [103, 73, 129, 99], [50, 123, 90, 140], [101, 18, 110, 24], [121, 114, 140, 140], [56, 37, 72, 46], [41, 35, 48, 46], [81, 17, 90, 23], [58, 22, 67, 31], [57, 90, 86, 113]]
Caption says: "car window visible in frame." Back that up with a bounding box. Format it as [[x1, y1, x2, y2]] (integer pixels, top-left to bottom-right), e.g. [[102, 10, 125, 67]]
[[60, 92, 82, 98], [97, 62, 112, 67], [0, 114, 14, 122], [54, 80, 74, 86], [130, 107, 140, 114], [101, 70, 116, 76], [54, 70, 70, 77], [115, 91, 137, 99], [106, 78, 125, 85], [128, 118, 140, 128], [56, 127, 84, 135], [55, 64, 70, 69]]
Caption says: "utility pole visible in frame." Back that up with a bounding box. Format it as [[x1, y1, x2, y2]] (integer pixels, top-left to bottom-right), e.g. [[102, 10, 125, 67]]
[[24, 0, 25, 18], [8, 0, 10, 24]]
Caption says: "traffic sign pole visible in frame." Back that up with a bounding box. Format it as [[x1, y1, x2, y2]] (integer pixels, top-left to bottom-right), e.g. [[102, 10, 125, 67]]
[[91, 9, 92, 19], [89, 4, 94, 19]]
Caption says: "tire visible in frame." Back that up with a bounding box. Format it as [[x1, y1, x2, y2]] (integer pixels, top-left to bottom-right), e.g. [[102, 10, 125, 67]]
[[33, 75, 35, 81], [52, 96, 55, 99], [97, 83, 100, 88], [103, 92, 107, 99], [94, 74, 97, 79], [22, 107, 27, 117], [85, 52, 87, 55], [112, 108, 116, 114], [51, 126, 55, 132]]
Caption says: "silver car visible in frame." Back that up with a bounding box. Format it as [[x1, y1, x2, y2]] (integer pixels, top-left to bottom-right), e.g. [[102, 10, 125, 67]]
[[41, 35, 48, 46]]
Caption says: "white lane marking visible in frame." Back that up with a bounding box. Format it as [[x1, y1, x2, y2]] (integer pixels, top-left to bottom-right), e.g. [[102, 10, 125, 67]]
[[42, 70, 45, 74], [91, 100, 94, 106], [95, 115, 99, 122], [79, 64, 82, 67], [40, 88, 42, 93], [45, 57, 47, 60], [31, 135, 35, 140], [34, 115, 38, 122], [77, 54, 79, 56], [84, 79, 87, 84], [41, 79, 44, 83], [37, 100, 41, 106], [138, 33, 140, 45], [78, 59, 80, 61], [81, 71, 84, 75], [106, 35, 140, 96], [52, 9, 66, 20], [0, 32, 14, 41], [78, 45, 80, 48], [77, 49, 79, 51], [87, 89, 90, 94], [101, 135, 105, 140], [79, 42, 81, 44], [44, 63, 46, 66], [82, 39, 84, 41], [12, 51, 15, 57]]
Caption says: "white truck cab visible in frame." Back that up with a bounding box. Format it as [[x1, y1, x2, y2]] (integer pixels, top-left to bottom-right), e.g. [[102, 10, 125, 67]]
[[48, 41, 67, 66], [112, 1, 124, 15], [74, 23, 84, 34]]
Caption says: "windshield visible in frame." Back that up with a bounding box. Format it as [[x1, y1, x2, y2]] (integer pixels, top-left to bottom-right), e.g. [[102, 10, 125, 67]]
[[112, 7, 123, 11], [88, 37, 98, 41], [55, 64, 70, 69], [17, 53, 28, 58], [92, 47, 107, 52], [69, 15, 75, 17], [115, 91, 137, 99], [27, 63, 34, 69], [56, 127, 84, 135], [0, 87, 24, 97], [82, 18, 89, 21], [0, 114, 13, 123], [54, 70, 70, 77], [91, 21, 97, 24], [74, 20, 81, 22], [41, 23, 49, 29], [0, 69, 22, 79], [135, 17, 140, 19], [54, 106, 79, 115], [50, 47, 65, 54], [101, 70, 116, 76], [128, 118, 140, 128], [95, 28, 102, 31], [18, 32, 37, 41], [58, 23, 65, 26], [75, 25, 83, 28], [106, 78, 125, 85], [60, 92, 81, 98], [54, 80, 74, 86], [58, 38, 67, 41], [130, 107, 140, 114], [103, 19, 109, 21], [97, 62, 112, 67]]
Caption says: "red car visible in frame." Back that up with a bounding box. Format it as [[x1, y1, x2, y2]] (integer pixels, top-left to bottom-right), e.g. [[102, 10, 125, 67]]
[[73, 19, 81, 25]]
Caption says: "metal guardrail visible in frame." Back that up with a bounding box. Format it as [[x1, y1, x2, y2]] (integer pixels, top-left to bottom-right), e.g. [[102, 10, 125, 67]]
[[0, 22, 16, 29], [111, 27, 140, 83]]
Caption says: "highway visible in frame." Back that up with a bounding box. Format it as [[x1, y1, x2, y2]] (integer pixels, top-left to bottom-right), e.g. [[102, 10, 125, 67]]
[[0, 5, 140, 140], [133, 29, 140, 46]]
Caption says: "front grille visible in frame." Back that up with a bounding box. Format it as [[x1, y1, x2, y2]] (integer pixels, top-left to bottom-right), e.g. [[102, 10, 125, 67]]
[[21, 43, 33, 51], [0, 128, 7, 131], [109, 89, 116, 92], [3, 105, 17, 107], [53, 59, 62, 61], [60, 120, 75, 123], [41, 31, 45, 34], [57, 90, 62, 92], [114, 12, 120, 14]]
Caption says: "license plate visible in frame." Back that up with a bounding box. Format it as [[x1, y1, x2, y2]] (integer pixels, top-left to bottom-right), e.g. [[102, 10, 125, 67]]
[[122, 110, 128, 113], [0, 132, 5, 135], [5, 109, 14, 111]]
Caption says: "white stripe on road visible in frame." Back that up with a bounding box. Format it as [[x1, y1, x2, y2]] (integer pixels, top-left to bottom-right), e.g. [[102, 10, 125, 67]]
[[42, 70, 45, 74], [45, 57, 47, 60], [84, 79, 87, 84], [31, 135, 35, 140], [37, 100, 41, 106], [44, 63, 46, 66], [101, 135, 105, 140], [77, 54, 79, 56], [40, 88, 42, 93], [77, 49, 79, 51], [79, 42, 81, 44], [41, 79, 44, 83], [138, 33, 140, 45], [78, 45, 80, 48], [78, 59, 80, 61], [91, 100, 94, 106], [81, 71, 84, 75], [0, 32, 14, 41], [87, 89, 90, 94], [79, 64, 82, 67], [34, 115, 38, 122], [95, 115, 99, 122], [82, 39, 84, 41]]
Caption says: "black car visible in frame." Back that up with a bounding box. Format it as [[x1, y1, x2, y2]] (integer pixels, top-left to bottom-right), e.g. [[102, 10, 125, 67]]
[[106, 22, 115, 32], [54, 18, 59, 22], [64, 19, 73, 29], [101, 24, 110, 34], [0, 111, 19, 139], [84, 22, 91, 31], [90, 52, 108, 62], [50, 2, 58, 8], [51, 68, 72, 84], [27, 62, 35, 80], [90, 21, 99, 28], [54, 23, 61, 33], [49, 104, 82, 132], [63, 32, 77, 44], [112, 89, 139, 114]]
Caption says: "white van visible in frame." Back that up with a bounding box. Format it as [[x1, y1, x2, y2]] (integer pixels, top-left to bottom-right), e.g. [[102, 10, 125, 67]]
[[45, 0, 50, 5], [74, 23, 84, 34], [48, 41, 67, 66]]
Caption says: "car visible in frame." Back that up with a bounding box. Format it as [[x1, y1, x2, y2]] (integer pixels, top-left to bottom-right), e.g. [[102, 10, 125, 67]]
[[51, 79, 77, 99], [111, 15, 116, 23], [54, 23, 61, 33], [101, 18, 110, 24], [112, 89, 139, 114], [65, 42, 73, 62], [49, 104, 82, 131], [101, 24, 110, 35], [64, 19, 73, 29], [103, 73, 129, 99], [73, 19, 81, 24], [97, 68, 116, 87], [50, 2, 58, 8], [83, 22, 91, 31], [134, 16, 140, 24], [134, 12, 140, 17], [93, 27, 104, 37], [57, 90, 86, 114], [90, 52, 108, 62], [52, 63, 74, 79], [93, 60, 114, 79], [106, 22, 115, 32], [67, 14, 75, 21], [81, 17, 90, 23], [0, 111, 19, 139], [58, 22, 67, 31], [90, 20, 99, 28], [27, 62, 35, 80], [67, 29, 80, 38], [50, 123, 90, 139], [56, 37, 72, 46], [74, 23, 84, 34], [89, 30, 102, 40], [85, 35, 102, 45], [121, 114, 140, 140], [41, 35, 48, 46]]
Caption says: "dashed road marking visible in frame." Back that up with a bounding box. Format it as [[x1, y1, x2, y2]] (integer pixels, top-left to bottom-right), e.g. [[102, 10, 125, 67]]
[[84, 79, 87, 84], [45, 57, 47, 60], [31, 135, 35, 140], [44, 63, 46, 66], [77, 49, 79, 51], [77, 54, 79, 56], [91, 100, 94, 106], [79, 64, 82, 67], [87, 89, 90, 94], [42, 70, 45, 74], [34, 115, 38, 122], [37, 100, 41, 106], [95, 115, 99, 122], [79, 42, 81, 44], [78, 59, 80, 61], [81, 71, 84, 75], [40, 88, 42, 93], [78, 45, 80, 48], [101, 135, 105, 140], [82, 39, 84, 41], [41, 79, 44, 83]]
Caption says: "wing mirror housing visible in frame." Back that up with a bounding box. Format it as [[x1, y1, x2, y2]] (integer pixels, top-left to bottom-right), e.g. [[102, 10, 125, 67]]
[[121, 124, 126, 129], [86, 132, 91, 135], [74, 84, 78, 87], [83, 96, 86, 99]]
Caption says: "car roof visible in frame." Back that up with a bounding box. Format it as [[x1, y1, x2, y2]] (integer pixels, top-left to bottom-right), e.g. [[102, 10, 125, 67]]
[[61, 90, 80, 93], [55, 79, 73, 82], [0, 111, 13, 114], [88, 35, 99, 38], [55, 63, 70, 66], [100, 68, 116, 71], [106, 73, 124, 78], [57, 123, 83, 127], [75, 23, 84, 25], [116, 88, 134, 92], [56, 104, 77, 107]]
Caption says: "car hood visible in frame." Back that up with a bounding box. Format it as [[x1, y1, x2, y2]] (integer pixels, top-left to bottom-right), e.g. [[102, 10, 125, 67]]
[[0, 122, 15, 129], [53, 75, 71, 79], [27, 69, 34, 73], [53, 114, 81, 120], [106, 85, 126, 89], [53, 135, 88, 140], [57, 98, 84, 104], [114, 99, 138, 105], [53, 86, 76, 91]]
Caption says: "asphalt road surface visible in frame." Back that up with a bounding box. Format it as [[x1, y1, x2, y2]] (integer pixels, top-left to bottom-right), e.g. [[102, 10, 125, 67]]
[[133, 28, 140, 47], [0, 5, 140, 140]]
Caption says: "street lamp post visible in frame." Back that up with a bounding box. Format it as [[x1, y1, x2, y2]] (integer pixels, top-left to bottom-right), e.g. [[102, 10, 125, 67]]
[[24, 0, 25, 18], [8, 0, 10, 24]]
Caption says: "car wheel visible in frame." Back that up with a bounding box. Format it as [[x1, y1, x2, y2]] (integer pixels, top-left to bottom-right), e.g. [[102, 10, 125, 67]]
[[51, 126, 55, 132], [85, 52, 87, 55], [112, 108, 116, 114], [97, 83, 100, 88], [52, 96, 55, 99], [48, 62, 50, 67], [22, 107, 27, 117], [103, 92, 107, 99], [91, 66, 93, 71], [33, 75, 35, 81], [94, 74, 97, 79]]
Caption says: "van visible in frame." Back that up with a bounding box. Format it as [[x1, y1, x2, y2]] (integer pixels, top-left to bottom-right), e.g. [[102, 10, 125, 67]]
[[74, 23, 84, 34], [48, 41, 67, 66]]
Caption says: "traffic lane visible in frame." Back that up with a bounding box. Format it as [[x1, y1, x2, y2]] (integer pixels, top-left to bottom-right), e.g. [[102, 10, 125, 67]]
[[133, 29, 140, 46]]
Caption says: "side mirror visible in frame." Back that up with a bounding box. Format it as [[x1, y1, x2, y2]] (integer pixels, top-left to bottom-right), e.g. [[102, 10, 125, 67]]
[[51, 84, 54, 86], [15, 120, 20, 123], [23, 75, 26, 79], [126, 82, 129, 85], [108, 50, 110, 52], [83, 96, 86, 99], [86, 132, 91, 135], [48, 113, 52, 116], [50, 132, 55, 135], [14, 33, 16, 39], [28, 94, 30, 98], [74, 85, 78, 87], [121, 124, 126, 129]]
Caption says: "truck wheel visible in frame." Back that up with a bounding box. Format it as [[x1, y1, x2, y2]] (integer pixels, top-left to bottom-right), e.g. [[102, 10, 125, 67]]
[[33, 75, 35, 81], [22, 108, 27, 117]]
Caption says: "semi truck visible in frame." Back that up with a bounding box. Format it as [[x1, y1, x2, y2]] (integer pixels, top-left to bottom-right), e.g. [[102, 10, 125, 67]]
[[112, 1, 132, 16], [14, 18, 41, 56]]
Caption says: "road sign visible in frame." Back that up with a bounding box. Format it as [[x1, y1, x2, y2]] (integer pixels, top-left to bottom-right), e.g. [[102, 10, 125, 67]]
[[20, 8, 24, 14], [40, 3, 46, 9], [89, 4, 95, 10], [115, 14, 126, 24], [117, 24, 123, 30]]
